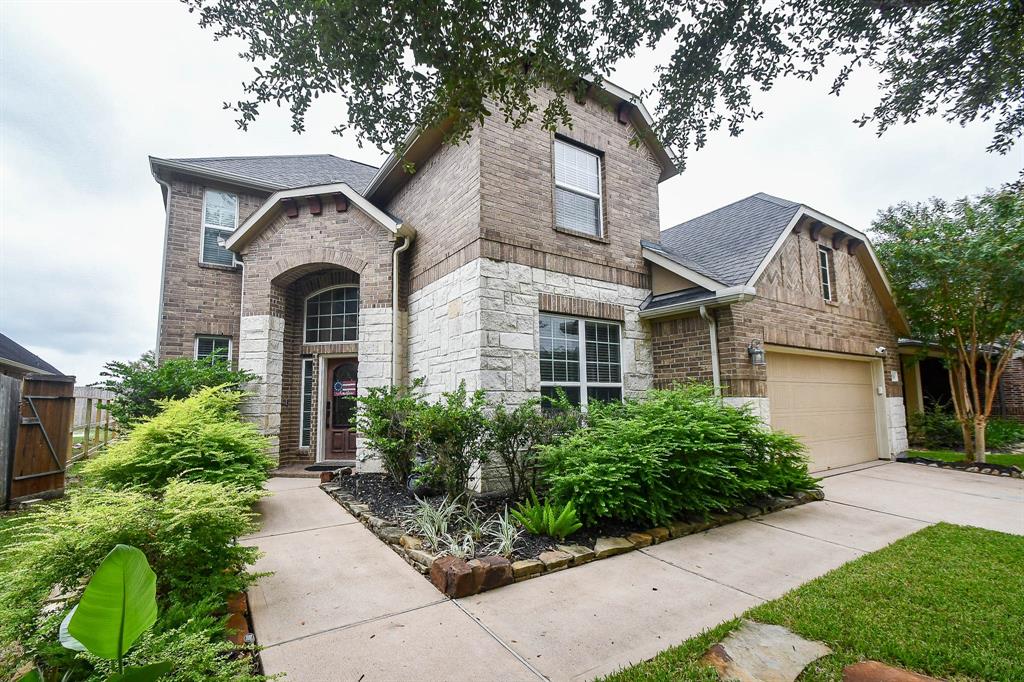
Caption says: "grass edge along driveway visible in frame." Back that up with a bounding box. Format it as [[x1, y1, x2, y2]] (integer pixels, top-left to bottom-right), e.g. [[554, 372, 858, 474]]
[[604, 523, 1024, 682], [909, 449, 1024, 470]]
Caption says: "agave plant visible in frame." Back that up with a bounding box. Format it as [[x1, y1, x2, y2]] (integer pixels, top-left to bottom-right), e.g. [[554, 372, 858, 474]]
[[511, 491, 583, 541]]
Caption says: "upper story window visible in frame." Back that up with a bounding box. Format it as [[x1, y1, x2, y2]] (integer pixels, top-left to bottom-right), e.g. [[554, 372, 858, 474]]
[[201, 189, 238, 266], [818, 245, 837, 302], [305, 286, 359, 343], [195, 335, 231, 363], [554, 139, 603, 237], [539, 313, 622, 409]]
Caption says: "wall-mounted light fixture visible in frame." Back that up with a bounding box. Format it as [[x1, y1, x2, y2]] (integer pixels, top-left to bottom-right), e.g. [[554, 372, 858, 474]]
[[748, 339, 766, 366]]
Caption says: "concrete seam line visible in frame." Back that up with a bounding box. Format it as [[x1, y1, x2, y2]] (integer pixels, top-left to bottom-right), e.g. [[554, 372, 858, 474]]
[[260, 598, 449, 650], [245, 520, 360, 540], [844, 471, 1018, 501], [824, 498, 937, 525], [450, 600, 549, 681], [635, 549, 767, 602], [814, 461, 891, 479], [750, 518, 869, 554]]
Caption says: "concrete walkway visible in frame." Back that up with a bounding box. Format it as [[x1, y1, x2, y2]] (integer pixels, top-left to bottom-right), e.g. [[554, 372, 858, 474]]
[[243, 463, 1023, 681]]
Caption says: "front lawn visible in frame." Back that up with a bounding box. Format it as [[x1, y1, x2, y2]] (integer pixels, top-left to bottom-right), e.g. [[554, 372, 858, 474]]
[[605, 524, 1024, 681], [909, 449, 1024, 470]]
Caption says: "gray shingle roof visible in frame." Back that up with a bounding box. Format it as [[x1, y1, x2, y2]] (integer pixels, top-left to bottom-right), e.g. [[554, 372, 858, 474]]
[[657, 193, 802, 286], [639, 286, 716, 312], [0, 333, 63, 375], [164, 155, 379, 192]]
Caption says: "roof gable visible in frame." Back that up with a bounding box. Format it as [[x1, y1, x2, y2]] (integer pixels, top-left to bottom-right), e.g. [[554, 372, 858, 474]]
[[150, 154, 379, 192], [0, 333, 62, 375]]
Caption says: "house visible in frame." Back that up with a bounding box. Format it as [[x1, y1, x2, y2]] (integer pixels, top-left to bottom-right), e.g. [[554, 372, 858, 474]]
[[0, 333, 64, 379], [150, 81, 909, 474]]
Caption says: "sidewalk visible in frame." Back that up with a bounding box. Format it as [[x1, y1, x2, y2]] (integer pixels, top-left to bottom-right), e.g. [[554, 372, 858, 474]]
[[243, 464, 1022, 681]]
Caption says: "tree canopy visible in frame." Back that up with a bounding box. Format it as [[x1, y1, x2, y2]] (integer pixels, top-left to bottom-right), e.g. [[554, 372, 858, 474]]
[[873, 185, 1024, 459], [184, 0, 1023, 169]]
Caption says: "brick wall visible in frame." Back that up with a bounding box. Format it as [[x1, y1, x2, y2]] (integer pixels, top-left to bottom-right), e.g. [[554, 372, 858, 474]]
[[650, 314, 715, 388], [155, 178, 266, 362], [997, 356, 1024, 422]]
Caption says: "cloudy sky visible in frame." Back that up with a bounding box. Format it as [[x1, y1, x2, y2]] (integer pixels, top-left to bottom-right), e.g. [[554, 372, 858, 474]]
[[1, 0, 1020, 384]]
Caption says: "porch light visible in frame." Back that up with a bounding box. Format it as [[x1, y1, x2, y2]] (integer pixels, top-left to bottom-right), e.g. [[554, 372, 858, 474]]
[[748, 340, 766, 366]]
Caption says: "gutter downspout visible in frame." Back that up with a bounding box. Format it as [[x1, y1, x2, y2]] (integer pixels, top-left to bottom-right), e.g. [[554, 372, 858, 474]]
[[392, 236, 412, 385], [152, 171, 173, 363], [699, 305, 721, 396]]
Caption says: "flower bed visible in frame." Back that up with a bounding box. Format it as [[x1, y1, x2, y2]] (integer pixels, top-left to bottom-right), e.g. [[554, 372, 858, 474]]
[[900, 456, 1023, 478], [321, 471, 824, 598]]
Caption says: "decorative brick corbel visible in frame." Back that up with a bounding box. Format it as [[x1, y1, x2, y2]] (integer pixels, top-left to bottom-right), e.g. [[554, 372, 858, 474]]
[[309, 196, 322, 215], [847, 239, 862, 255], [616, 101, 634, 125], [832, 233, 846, 249], [283, 199, 299, 218], [809, 221, 826, 242], [334, 194, 349, 212]]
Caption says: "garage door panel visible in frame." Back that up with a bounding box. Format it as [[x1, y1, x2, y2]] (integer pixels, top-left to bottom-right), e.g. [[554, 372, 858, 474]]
[[767, 352, 880, 473]]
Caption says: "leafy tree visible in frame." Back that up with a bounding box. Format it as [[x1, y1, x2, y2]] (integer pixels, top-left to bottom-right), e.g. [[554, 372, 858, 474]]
[[101, 351, 255, 428], [874, 186, 1024, 462], [184, 0, 1022, 169]]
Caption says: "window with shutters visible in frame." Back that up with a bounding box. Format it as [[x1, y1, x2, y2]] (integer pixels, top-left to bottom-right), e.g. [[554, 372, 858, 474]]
[[195, 335, 231, 363], [539, 313, 622, 410], [304, 286, 359, 343], [554, 139, 603, 237], [201, 189, 238, 266]]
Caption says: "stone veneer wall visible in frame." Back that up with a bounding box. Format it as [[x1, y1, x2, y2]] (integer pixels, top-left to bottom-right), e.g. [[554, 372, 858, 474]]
[[407, 257, 653, 404], [156, 178, 266, 363]]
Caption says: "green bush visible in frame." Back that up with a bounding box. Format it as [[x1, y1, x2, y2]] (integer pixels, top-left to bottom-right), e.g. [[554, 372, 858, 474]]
[[411, 383, 489, 499], [102, 352, 256, 428], [539, 384, 816, 527], [357, 379, 426, 485], [0, 481, 261, 681], [986, 417, 1024, 449], [908, 405, 962, 449], [483, 394, 581, 500], [78, 387, 273, 492]]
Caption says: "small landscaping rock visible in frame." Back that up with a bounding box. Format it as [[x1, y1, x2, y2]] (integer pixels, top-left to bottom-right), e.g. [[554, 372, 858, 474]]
[[474, 556, 514, 591], [701, 619, 831, 682], [319, 471, 336, 483], [430, 556, 477, 598], [400, 534, 423, 551], [594, 536, 634, 558], [348, 503, 370, 518], [405, 549, 436, 569], [225, 611, 250, 646], [556, 544, 595, 565], [645, 527, 670, 543], [379, 526, 405, 544], [226, 592, 248, 616], [667, 520, 696, 538], [511, 559, 544, 579], [627, 532, 653, 548], [737, 505, 762, 519], [365, 515, 390, 529], [538, 550, 572, 571], [710, 511, 744, 526], [842, 661, 942, 682]]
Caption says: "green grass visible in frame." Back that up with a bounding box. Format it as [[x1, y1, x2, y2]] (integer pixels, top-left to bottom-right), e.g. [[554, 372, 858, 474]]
[[910, 449, 1024, 469], [604, 524, 1024, 681]]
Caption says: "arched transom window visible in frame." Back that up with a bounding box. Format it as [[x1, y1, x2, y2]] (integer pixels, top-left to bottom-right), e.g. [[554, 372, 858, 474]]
[[305, 286, 359, 343]]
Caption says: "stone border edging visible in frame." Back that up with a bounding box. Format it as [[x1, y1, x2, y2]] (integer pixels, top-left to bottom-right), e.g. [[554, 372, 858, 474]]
[[901, 457, 1023, 479], [320, 481, 824, 598]]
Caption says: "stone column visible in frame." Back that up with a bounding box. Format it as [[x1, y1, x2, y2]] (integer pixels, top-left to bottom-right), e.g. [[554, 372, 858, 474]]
[[239, 315, 285, 463], [355, 307, 394, 472]]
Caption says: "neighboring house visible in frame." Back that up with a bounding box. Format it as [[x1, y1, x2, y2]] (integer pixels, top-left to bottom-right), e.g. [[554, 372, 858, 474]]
[[150, 82, 908, 474], [0, 333, 64, 379]]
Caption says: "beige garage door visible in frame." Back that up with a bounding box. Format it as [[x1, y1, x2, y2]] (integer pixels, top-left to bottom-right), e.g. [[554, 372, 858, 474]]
[[767, 351, 880, 472]]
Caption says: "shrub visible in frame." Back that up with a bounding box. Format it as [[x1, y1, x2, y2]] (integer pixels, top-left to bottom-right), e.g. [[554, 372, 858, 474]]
[[908, 405, 963, 449], [511, 492, 582, 541], [0, 481, 261, 681], [483, 394, 581, 500], [78, 387, 273, 492], [987, 417, 1024, 450], [539, 384, 816, 527], [102, 352, 256, 428], [357, 379, 425, 485], [411, 383, 489, 499]]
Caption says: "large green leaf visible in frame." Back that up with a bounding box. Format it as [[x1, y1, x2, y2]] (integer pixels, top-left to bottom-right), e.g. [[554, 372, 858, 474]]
[[66, 544, 158, 660], [108, 661, 172, 682]]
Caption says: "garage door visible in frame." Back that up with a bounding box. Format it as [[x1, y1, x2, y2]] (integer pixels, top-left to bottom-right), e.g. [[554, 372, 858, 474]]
[[767, 351, 880, 472]]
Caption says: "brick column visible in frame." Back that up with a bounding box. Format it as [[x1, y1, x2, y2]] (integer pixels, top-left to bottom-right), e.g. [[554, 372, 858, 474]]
[[239, 315, 285, 463]]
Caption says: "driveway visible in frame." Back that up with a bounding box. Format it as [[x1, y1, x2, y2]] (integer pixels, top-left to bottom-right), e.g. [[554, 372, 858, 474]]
[[243, 463, 1023, 682]]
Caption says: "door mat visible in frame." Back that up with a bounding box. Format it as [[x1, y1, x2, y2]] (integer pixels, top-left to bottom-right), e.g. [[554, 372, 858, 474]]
[[304, 465, 342, 472]]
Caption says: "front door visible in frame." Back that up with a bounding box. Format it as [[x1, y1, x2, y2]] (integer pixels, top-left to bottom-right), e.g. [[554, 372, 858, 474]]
[[324, 357, 358, 460]]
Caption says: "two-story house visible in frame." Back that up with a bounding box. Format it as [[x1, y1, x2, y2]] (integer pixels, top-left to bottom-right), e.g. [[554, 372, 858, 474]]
[[150, 80, 912, 475]]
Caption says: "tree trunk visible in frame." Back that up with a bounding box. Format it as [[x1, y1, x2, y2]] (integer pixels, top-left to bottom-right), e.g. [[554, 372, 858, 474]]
[[973, 417, 987, 464], [948, 363, 975, 457]]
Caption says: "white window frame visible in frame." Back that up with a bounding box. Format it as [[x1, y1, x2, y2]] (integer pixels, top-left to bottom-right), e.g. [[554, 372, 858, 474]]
[[303, 285, 360, 345], [818, 245, 836, 302], [194, 335, 232, 362], [553, 139, 604, 237], [200, 188, 239, 266], [299, 357, 314, 449], [538, 313, 623, 410]]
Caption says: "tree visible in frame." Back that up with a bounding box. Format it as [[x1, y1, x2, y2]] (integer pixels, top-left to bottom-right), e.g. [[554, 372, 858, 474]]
[[874, 186, 1024, 462], [183, 0, 1022, 170]]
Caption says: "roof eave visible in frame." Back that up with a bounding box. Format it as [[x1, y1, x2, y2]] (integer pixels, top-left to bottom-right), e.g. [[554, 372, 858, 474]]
[[149, 156, 282, 192], [638, 286, 757, 320], [641, 245, 726, 291]]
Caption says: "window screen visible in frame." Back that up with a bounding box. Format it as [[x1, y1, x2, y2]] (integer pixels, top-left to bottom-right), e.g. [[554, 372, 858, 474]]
[[202, 190, 238, 266], [195, 335, 230, 363], [539, 313, 622, 410], [554, 140, 602, 236]]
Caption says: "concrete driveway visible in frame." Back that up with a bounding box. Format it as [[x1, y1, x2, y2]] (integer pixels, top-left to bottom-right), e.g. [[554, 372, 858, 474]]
[[244, 463, 1022, 682]]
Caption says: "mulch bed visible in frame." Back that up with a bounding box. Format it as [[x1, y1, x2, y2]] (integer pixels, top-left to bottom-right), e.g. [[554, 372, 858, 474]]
[[900, 456, 1023, 479]]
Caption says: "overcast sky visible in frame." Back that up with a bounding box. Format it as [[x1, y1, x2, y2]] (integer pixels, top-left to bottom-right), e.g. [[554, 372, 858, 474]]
[[1, 0, 1020, 384]]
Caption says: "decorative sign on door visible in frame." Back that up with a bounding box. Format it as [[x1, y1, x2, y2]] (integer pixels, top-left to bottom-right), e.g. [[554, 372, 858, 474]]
[[333, 379, 357, 397]]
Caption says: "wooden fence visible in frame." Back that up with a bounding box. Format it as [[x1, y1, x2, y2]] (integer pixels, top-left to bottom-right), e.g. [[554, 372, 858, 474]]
[[1, 379, 118, 508]]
